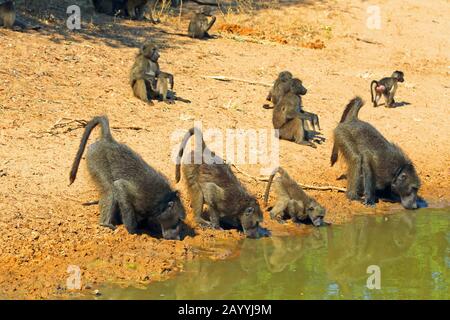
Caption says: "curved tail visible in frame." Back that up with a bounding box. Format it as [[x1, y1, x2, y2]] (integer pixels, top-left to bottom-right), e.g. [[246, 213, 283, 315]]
[[175, 127, 206, 183], [339, 96, 364, 123], [263, 167, 289, 205], [69, 116, 113, 185], [370, 80, 378, 104], [331, 97, 364, 166]]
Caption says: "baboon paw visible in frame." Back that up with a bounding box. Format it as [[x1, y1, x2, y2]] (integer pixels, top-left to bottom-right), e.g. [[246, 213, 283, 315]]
[[100, 223, 116, 230], [363, 199, 376, 207], [346, 192, 360, 201]]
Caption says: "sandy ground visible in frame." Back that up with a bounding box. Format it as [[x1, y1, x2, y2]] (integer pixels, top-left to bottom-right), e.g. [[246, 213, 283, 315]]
[[0, 0, 449, 299]]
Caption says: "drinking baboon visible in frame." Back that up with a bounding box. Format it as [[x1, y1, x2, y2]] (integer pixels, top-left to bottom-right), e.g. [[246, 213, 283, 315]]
[[264, 167, 326, 226], [130, 41, 176, 105], [330, 97, 420, 209], [188, 6, 216, 39], [175, 127, 263, 238], [370, 71, 404, 108], [69, 116, 186, 239], [272, 78, 317, 148]]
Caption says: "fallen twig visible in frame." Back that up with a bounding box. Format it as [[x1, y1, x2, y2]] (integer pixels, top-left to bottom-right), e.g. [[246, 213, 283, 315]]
[[231, 164, 347, 192], [356, 37, 382, 45], [202, 75, 272, 87]]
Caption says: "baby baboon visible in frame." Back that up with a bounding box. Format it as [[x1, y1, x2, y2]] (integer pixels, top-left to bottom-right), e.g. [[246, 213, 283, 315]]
[[0, 1, 15, 29], [69, 116, 186, 239], [264, 167, 326, 227], [188, 6, 216, 39], [175, 127, 263, 238], [263, 71, 294, 109], [130, 42, 175, 105], [272, 78, 317, 148], [330, 97, 420, 209], [370, 71, 405, 108]]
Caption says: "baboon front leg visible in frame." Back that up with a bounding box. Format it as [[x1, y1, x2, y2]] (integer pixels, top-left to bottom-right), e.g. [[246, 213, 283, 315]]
[[362, 156, 376, 206], [98, 191, 119, 230], [270, 198, 289, 223], [204, 16, 216, 37], [112, 179, 139, 234]]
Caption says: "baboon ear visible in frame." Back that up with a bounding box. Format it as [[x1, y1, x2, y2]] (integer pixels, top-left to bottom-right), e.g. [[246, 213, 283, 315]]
[[244, 207, 255, 215]]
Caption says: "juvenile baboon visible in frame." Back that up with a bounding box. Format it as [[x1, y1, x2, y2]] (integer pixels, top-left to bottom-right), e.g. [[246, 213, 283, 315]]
[[264, 73, 321, 132], [188, 6, 216, 39], [130, 42, 175, 105], [272, 78, 317, 148], [263, 71, 294, 109], [370, 71, 404, 108], [264, 167, 326, 226], [0, 1, 15, 29], [330, 97, 420, 209], [69, 116, 186, 239], [175, 127, 263, 238]]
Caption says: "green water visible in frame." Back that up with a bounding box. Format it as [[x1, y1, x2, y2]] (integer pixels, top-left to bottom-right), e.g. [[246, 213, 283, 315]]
[[100, 208, 449, 300]]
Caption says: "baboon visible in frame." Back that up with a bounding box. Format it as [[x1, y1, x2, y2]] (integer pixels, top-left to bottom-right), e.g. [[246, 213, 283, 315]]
[[264, 167, 326, 226], [0, 1, 15, 29], [130, 42, 176, 105], [93, 0, 158, 23], [175, 127, 263, 238], [370, 71, 404, 108], [264, 72, 321, 132], [69, 116, 186, 239], [263, 71, 294, 109], [330, 97, 420, 209], [188, 6, 216, 39], [272, 78, 317, 148]]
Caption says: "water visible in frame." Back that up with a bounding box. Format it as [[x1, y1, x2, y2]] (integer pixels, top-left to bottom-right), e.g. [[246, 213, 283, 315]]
[[100, 208, 449, 300]]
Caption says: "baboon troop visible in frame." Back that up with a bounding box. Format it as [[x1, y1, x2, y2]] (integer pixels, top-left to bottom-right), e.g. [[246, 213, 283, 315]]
[[264, 167, 326, 227], [331, 97, 420, 209], [175, 128, 264, 238], [188, 6, 217, 39], [130, 41, 176, 105], [32, 1, 422, 243], [370, 70, 405, 108], [69, 116, 186, 240]]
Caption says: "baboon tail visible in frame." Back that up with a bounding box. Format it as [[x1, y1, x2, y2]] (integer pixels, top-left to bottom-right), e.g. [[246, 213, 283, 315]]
[[339, 96, 364, 123], [69, 116, 113, 185], [370, 80, 378, 103], [263, 167, 287, 206], [330, 141, 339, 167], [175, 127, 206, 183]]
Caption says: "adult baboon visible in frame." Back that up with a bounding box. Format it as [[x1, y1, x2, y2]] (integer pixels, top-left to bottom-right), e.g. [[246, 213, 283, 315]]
[[69, 116, 186, 239], [188, 6, 216, 39], [93, 0, 158, 22], [175, 128, 263, 238], [264, 167, 326, 226], [370, 71, 404, 108], [272, 78, 317, 148], [330, 97, 420, 209], [129, 41, 175, 105]]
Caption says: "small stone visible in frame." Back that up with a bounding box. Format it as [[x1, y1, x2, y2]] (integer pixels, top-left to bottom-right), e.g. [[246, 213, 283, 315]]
[[31, 231, 40, 240], [93, 289, 101, 296]]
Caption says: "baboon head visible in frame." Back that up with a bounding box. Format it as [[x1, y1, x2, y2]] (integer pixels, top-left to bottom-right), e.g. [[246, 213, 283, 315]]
[[392, 70, 404, 83], [391, 164, 420, 210], [290, 78, 308, 96], [141, 42, 160, 62], [200, 6, 213, 16], [277, 71, 293, 83], [295, 199, 326, 226], [156, 192, 186, 240], [239, 200, 263, 239]]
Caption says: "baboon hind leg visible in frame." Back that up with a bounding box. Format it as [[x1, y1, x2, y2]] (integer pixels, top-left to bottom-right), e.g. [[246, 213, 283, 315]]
[[270, 198, 289, 223], [279, 118, 316, 148], [362, 155, 376, 206], [133, 80, 154, 105]]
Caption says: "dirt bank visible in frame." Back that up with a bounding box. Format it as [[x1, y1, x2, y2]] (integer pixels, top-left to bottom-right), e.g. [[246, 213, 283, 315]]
[[0, 0, 449, 299]]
